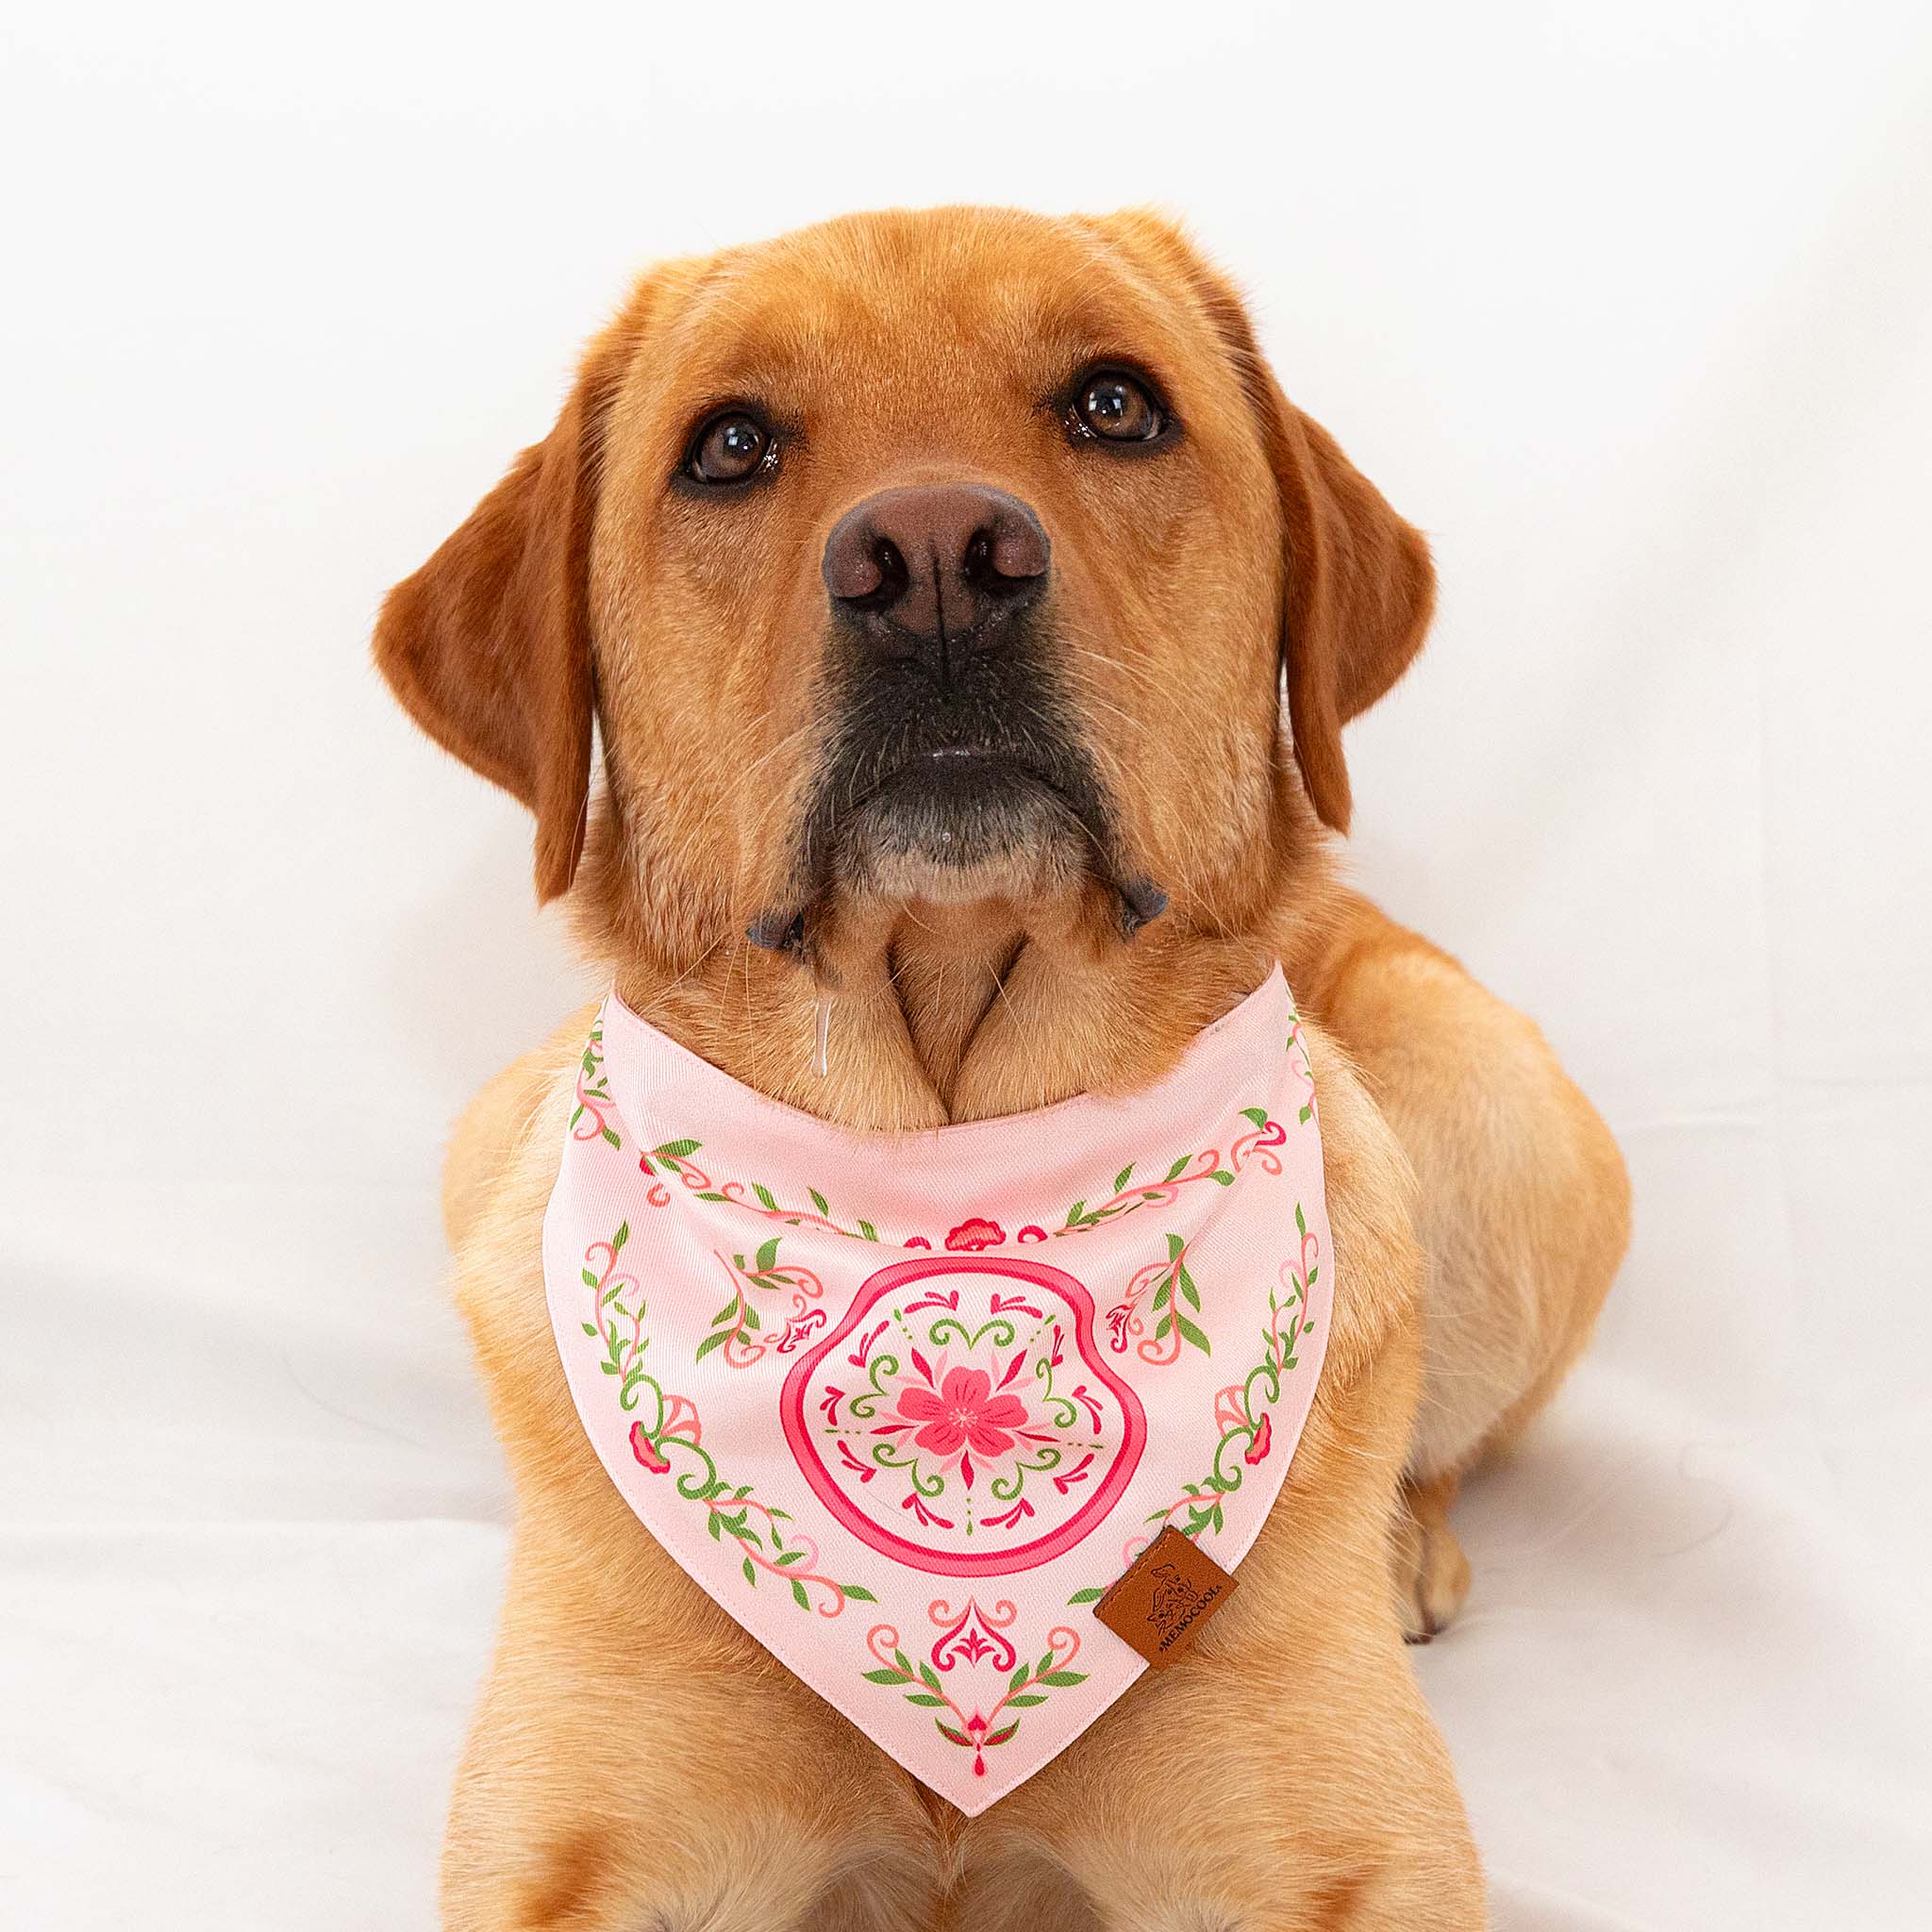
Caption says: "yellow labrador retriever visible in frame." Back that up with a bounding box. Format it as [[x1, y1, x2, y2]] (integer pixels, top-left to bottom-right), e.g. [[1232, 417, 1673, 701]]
[[377, 205, 1629, 1930]]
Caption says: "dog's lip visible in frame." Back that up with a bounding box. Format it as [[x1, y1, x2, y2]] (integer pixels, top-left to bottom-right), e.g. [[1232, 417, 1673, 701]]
[[843, 741, 1041, 800], [860, 742, 1064, 806], [924, 744, 991, 759]]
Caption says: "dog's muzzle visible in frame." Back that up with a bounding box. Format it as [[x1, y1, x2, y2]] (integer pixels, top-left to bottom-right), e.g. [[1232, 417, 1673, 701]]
[[745, 480, 1168, 952]]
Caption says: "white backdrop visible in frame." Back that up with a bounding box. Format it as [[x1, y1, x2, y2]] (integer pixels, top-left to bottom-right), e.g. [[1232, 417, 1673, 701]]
[[5, 3, 1930, 1925]]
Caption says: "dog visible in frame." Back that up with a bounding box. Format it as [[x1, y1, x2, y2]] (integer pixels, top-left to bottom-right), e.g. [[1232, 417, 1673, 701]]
[[376, 205, 1630, 1930]]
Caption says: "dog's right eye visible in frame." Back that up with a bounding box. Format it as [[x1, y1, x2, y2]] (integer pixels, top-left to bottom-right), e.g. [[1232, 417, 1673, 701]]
[[1068, 368, 1170, 445], [685, 411, 774, 486]]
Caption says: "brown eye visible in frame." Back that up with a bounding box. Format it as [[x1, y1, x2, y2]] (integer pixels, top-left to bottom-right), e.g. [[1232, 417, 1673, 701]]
[[1072, 371, 1165, 442], [687, 410, 774, 484]]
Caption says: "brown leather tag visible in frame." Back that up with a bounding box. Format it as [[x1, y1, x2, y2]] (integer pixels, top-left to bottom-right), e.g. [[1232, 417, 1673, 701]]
[[1091, 1526, 1239, 1669]]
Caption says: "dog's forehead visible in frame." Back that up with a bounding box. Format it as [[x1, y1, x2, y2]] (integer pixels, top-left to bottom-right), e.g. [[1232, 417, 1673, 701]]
[[650, 209, 1216, 408]]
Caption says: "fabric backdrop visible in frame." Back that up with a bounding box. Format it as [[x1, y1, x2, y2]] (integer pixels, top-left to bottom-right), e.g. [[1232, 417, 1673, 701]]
[[4, 2, 1928, 1924]]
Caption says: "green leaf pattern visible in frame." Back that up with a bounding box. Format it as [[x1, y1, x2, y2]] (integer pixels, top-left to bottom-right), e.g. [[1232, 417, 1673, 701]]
[[859, 1623, 1088, 1780], [578, 1218, 869, 1616]]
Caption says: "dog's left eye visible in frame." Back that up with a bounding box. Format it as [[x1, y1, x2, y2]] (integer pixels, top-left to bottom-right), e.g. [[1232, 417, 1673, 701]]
[[686, 411, 774, 485], [1070, 371, 1167, 443]]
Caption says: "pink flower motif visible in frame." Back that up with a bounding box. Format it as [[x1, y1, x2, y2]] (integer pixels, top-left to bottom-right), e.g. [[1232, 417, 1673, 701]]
[[628, 1422, 672, 1474], [1016, 1224, 1047, 1243], [1243, 1413, 1273, 1465], [896, 1367, 1027, 1459], [945, 1217, 1006, 1252], [657, 1394, 703, 1447]]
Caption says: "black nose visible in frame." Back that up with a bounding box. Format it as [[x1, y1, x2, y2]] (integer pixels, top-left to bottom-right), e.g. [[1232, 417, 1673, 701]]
[[823, 484, 1050, 654]]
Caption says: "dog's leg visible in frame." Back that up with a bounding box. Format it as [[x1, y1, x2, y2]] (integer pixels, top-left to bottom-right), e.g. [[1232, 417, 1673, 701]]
[[984, 1653, 1486, 1932], [1307, 891, 1631, 1635], [441, 1040, 565, 1251], [435, 1040, 947, 1930], [961, 1705, 1484, 1932], [965, 1042, 1485, 1932], [938, 1850, 1103, 1932], [441, 1523, 946, 1932], [1302, 1856, 1492, 1931]]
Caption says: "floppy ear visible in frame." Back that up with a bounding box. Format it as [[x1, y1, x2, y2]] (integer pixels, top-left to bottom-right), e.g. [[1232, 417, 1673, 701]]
[[1131, 221, 1435, 833], [374, 326, 630, 903], [1265, 396, 1437, 833]]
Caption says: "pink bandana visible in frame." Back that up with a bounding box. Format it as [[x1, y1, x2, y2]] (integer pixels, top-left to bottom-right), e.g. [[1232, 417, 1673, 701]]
[[542, 967, 1332, 1813]]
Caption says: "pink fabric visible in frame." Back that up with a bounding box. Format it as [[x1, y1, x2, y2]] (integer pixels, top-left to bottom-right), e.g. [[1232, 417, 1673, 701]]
[[541, 968, 1334, 1813]]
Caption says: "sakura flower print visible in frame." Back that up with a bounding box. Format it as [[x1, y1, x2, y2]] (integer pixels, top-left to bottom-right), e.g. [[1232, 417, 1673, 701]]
[[542, 967, 1333, 1814]]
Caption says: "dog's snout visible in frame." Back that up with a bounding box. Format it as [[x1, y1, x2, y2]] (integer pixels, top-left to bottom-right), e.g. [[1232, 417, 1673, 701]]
[[823, 484, 1049, 651]]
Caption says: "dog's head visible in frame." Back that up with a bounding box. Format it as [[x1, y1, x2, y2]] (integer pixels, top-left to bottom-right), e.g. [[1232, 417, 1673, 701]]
[[375, 208, 1431, 964]]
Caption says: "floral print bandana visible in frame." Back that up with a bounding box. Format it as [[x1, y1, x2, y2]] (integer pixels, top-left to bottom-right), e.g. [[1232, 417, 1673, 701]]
[[542, 967, 1333, 1814]]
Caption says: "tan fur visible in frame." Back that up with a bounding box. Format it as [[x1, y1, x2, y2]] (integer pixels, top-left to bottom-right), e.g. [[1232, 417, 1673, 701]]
[[378, 207, 1630, 1929]]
